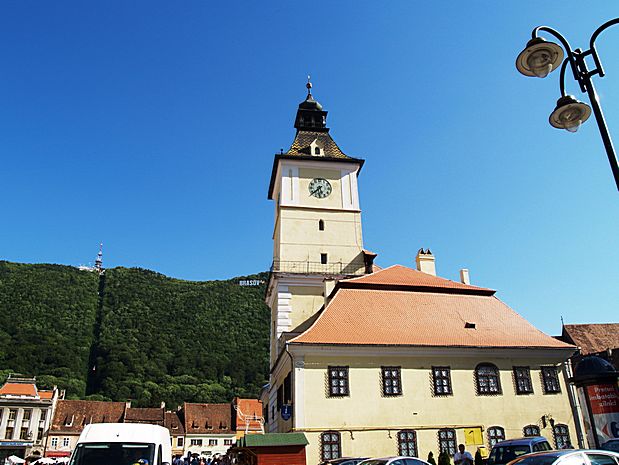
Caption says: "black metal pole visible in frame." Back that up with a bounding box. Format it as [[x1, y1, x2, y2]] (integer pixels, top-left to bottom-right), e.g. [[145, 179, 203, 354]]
[[581, 75, 619, 191]]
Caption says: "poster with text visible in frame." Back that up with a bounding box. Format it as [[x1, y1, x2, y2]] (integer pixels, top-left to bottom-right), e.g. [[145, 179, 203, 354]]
[[587, 383, 619, 443]]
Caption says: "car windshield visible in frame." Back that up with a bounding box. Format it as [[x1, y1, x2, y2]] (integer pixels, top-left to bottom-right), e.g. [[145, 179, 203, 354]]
[[70, 443, 155, 465], [489, 446, 533, 464]]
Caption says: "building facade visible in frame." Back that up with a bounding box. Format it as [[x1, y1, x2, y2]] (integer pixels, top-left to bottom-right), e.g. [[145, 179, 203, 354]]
[[183, 403, 236, 458], [0, 376, 62, 461], [265, 86, 579, 464]]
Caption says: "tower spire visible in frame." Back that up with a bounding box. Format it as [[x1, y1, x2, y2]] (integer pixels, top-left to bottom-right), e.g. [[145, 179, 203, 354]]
[[306, 75, 312, 96]]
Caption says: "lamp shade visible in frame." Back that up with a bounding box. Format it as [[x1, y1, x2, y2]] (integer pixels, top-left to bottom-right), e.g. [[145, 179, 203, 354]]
[[516, 37, 564, 78], [549, 95, 592, 132]]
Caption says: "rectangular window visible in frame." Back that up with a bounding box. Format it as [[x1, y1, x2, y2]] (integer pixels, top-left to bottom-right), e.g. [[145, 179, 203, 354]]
[[513, 366, 534, 394], [382, 366, 402, 396], [438, 428, 457, 455], [277, 384, 284, 411], [190, 439, 202, 446], [5, 427, 14, 440], [63, 437, 70, 447], [224, 439, 233, 446], [321, 431, 341, 460], [23, 409, 32, 421], [40, 410, 48, 421], [9, 409, 17, 421], [328, 366, 349, 397], [20, 428, 28, 440], [283, 373, 292, 404], [432, 366, 452, 395], [51, 437, 58, 448], [541, 366, 561, 393], [177, 437, 184, 447], [398, 430, 417, 457], [321, 253, 328, 265], [208, 439, 217, 446], [37, 427, 43, 441]]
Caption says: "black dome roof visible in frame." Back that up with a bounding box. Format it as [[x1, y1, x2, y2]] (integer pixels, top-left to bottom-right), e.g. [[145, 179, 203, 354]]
[[573, 355, 618, 385]]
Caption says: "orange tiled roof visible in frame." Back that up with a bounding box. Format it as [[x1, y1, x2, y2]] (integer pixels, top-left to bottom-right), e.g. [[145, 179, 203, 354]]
[[125, 407, 165, 425], [165, 411, 185, 435], [50, 400, 127, 434], [342, 265, 494, 294], [562, 323, 619, 355], [184, 403, 233, 434], [0, 382, 38, 397], [290, 265, 574, 349], [39, 390, 54, 400], [234, 398, 263, 431]]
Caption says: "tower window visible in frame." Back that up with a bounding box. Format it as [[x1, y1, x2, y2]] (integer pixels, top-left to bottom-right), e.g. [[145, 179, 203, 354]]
[[319, 220, 324, 231], [321, 253, 328, 264]]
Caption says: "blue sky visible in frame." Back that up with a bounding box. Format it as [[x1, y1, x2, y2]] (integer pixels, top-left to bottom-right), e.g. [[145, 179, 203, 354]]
[[1, 1, 618, 334]]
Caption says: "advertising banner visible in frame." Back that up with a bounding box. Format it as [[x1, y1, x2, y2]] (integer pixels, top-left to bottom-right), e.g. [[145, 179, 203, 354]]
[[586, 383, 619, 443]]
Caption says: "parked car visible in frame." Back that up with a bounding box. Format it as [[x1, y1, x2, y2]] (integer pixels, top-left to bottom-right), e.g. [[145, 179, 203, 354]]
[[600, 440, 619, 453], [507, 449, 619, 465], [320, 458, 369, 465], [358, 456, 431, 465], [488, 437, 553, 465]]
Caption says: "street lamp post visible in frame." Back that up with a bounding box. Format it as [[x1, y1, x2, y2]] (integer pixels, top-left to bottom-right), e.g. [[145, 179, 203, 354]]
[[516, 18, 619, 191]]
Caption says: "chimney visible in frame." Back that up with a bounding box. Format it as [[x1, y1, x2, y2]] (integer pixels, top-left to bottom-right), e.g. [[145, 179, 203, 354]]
[[460, 268, 470, 285], [324, 279, 336, 306], [415, 248, 436, 276]]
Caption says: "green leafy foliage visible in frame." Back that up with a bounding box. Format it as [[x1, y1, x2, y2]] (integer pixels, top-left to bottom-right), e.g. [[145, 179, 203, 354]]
[[0, 262, 270, 407], [0, 261, 99, 397]]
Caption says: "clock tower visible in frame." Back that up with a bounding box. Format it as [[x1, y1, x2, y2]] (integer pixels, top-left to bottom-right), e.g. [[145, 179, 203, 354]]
[[266, 81, 373, 367]]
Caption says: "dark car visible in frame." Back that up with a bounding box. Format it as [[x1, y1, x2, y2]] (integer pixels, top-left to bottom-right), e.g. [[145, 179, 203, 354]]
[[601, 440, 619, 453], [507, 449, 619, 465], [320, 457, 369, 465], [488, 437, 553, 465]]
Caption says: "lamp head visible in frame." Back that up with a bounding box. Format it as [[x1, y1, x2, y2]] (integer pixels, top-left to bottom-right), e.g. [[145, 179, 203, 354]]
[[549, 95, 591, 133], [516, 37, 564, 78]]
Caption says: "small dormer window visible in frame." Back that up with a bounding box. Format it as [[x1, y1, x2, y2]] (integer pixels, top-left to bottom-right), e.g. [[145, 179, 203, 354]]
[[310, 139, 324, 157], [314, 147, 320, 155]]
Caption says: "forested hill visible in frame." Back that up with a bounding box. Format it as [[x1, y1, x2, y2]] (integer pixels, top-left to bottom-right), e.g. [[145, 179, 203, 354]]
[[0, 261, 270, 407]]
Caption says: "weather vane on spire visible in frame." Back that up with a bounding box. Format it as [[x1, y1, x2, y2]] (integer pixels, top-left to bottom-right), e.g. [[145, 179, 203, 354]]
[[306, 75, 312, 96]]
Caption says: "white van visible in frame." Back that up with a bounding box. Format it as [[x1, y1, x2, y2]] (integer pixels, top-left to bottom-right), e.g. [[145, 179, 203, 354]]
[[69, 423, 172, 465]]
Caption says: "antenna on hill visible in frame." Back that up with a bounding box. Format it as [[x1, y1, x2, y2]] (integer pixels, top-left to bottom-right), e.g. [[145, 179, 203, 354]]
[[95, 243, 104, 275]]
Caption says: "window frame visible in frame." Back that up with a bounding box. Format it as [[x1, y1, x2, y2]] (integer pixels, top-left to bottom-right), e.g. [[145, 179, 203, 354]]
[[476, 363, 502, 395], [382, 366, 403, 397], [398, 429, 418, 457], [432, 366, 453, 396], [523, 425, 541, 437], [321, 253, 328, 265], [552, 424, 571, 449], [438, 428, 457, 456], [51, 437, 58, 448], [487, 426, 505, 447], [321, 431, 341, 461], [208, 439, 218, 446], [513, 366, 534, 394], [328, 366, 350, 397], [190, 439, 203, 446], [541, 366, 561, 394], [62, 437, 70, 447], [177, 437, 184, 447]]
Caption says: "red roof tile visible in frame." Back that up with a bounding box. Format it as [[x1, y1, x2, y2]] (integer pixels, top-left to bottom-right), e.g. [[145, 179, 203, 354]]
[[342, 265, 494, 294], [0, 382, 38, 397], [291, 264, 574, 350], [184, 403, 233, 434], [234, 399, 263, 432], [50, 400, 127, 434], [562, 324, 619, 355], [125, 407, 165, 425], [39, 390, 54, 400], [165, 411, 185, 435]]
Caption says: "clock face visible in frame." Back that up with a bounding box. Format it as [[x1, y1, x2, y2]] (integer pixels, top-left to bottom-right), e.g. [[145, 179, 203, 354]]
[[309, 178, 332, 198]]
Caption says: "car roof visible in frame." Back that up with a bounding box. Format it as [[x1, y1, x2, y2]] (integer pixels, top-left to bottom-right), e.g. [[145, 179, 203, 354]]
[[494, 437, 550, 447], [510, 449, 619, 463]]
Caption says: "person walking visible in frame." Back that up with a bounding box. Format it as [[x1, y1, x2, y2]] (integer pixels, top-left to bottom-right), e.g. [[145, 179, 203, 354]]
[[454, 444, 474, 465]]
